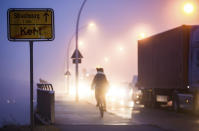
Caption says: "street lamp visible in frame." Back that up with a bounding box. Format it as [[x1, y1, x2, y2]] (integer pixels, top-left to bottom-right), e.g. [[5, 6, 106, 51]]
[[117, 45, 124, 52], [139, 33, 146, 39], [183, 2, 194, 14], [88, 21, 97, 32], [79, 40, 84, 47], [65, 22, 96, 95], [139, 32, 146, 39], [104, 57, 109, 63], [88, 22, 95, 28], [64, 22, 94, 94]]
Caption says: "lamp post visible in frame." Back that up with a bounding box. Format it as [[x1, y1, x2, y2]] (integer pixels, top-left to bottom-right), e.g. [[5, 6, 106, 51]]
[[75, 0, 87, 102], [65, 22, 95, 95]]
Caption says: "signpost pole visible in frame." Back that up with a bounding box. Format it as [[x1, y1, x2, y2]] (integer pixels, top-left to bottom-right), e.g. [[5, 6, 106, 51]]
[[29, 41, 34, 131]]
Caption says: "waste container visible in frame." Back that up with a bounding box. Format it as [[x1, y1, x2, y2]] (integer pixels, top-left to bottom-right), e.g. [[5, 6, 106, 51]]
[[37, 84, 55, 124]]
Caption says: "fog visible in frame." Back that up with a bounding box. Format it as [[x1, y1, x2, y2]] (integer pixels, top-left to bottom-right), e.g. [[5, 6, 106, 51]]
[[0, 0, 199, 126]]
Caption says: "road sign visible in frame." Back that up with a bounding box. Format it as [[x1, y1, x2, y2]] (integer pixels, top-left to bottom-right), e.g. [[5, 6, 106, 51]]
[[71, 49, 83, 64], [71, 49, 83, 59], [7, 8, 54, 41], [65, 70, 71, 76], [72, 59, 82, 64]]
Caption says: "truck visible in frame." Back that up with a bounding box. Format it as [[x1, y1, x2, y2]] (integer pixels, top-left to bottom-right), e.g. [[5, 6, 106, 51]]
[[137, 25, 199, 113]]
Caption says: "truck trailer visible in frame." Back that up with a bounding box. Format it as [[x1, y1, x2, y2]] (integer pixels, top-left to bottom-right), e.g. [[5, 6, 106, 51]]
[[138, 25, 199, 113]]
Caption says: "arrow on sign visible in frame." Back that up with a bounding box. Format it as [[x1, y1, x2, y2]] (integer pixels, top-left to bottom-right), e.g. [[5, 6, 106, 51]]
[[43, 12, 49, 22]]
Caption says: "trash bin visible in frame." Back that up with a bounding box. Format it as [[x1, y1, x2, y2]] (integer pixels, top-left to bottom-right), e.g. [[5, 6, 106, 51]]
[[37, 84, 55, 124]]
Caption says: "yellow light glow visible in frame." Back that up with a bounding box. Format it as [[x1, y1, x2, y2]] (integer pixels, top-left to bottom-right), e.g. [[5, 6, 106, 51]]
[[139, 33, 146, 39], [78, 82, 92, 99], [88, 22, 95, 28], [106, 85, 126, 98], [129, 101, 134, 108], [88, 21, 97, 32], [111, 107, 115, 110], [132, 24, 152, 41], [119, 47, 123, 51], [120, 100, 124, 106], [69, 86, 76, 96], [117, 45, 124, 52], [120, 108, 125, 111], [183, 3, 194, 14], [86, 73, 90, 77], [110, 97, 116, 102], [104, 57, 109, 62], [129, 89, 133, 96], [68, 82, 92, 100], [96, 65, 102, 68], [79, 40, 84, 46]]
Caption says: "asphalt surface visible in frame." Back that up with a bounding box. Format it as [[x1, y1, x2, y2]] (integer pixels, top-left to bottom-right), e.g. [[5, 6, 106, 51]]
[[55, 95, 199, 131], [56, 125, 165, 131]]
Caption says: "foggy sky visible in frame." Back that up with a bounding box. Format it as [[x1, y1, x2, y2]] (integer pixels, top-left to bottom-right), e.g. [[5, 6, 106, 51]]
[[0, 0, 199, 125]]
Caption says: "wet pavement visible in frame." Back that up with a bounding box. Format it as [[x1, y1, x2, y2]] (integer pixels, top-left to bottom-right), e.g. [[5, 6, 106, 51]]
[[55, 94, 199, 131], [56, 125, 165, 131], [55, 100, 132, 125]]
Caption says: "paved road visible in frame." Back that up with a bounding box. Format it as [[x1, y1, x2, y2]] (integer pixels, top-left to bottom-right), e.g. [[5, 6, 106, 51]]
[[55, 95, 199, 131]]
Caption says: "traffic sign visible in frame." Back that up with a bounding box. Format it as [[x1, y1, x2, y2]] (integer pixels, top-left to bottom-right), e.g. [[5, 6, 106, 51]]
[[71, 49, 83, 64], [7, 8, 54, 41], [71, 49, 83, 59], [72, 59, 82, 64], [65, 70, 71, 76]]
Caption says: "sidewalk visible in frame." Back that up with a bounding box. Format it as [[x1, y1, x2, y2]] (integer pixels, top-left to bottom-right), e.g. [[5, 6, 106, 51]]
[[55, 95, 133, 125], [54, 95, 165, 131]]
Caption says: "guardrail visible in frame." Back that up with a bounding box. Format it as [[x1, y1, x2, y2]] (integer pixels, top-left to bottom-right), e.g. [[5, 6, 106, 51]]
[[36, 83, 55, 124]]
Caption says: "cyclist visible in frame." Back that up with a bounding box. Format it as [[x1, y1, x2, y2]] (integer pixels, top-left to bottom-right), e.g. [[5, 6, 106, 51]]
[[91, 67, 109, 111]]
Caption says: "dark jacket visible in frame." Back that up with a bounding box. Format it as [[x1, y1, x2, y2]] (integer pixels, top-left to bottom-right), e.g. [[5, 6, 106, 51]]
[[91, 72, 109, 92]]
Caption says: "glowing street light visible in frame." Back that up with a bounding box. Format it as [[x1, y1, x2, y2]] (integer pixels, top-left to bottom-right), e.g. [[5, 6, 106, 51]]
[[79, 40, 84, 47], [86, 73, 90, 77], [139, 32, 146, 39], [117, 45, 124, 52], [88, 21, 96, 28], [119, 47, 124, 51], [88, 21, 97, 32], [183, 2, 194, 14], [104, 57, 109, 62]]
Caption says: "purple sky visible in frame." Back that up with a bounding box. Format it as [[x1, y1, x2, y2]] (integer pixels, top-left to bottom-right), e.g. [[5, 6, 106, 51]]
[[0, 0, 199, 125]]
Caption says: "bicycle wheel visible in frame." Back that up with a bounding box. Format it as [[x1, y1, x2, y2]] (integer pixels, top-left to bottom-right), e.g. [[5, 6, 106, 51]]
[[99, 103, 104, 118]]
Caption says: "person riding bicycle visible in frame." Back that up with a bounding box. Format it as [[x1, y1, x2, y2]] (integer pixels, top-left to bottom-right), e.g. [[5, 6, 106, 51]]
[[91, 67, 109, 111]]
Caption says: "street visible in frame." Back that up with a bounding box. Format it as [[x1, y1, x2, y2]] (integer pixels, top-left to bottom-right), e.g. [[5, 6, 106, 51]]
[[55, 95, 199, 131]]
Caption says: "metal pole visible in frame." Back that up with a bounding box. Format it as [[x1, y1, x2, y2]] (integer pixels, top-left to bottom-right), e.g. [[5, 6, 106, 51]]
[[29, 41, 34, 131], [66, 24, 88, 95], [67, 75, 70, 94], [66, 41, 70, 95], [66, 34, 74, 95], [75, 0, 87, 102], [66, 25, 88, 95]]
